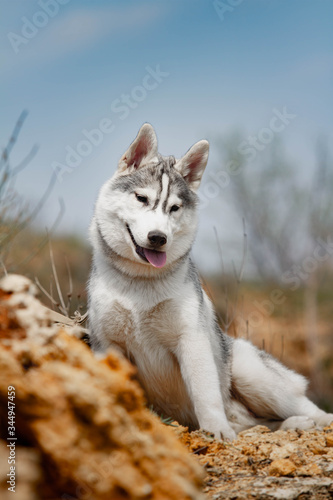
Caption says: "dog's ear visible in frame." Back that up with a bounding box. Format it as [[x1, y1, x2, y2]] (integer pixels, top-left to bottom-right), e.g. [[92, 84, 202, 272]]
[[175, 140, 209, 191], [118, 123, 158, 173]]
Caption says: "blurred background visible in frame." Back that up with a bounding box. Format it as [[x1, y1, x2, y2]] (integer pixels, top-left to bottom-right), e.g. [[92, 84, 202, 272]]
[[1, 0, 333, 409]]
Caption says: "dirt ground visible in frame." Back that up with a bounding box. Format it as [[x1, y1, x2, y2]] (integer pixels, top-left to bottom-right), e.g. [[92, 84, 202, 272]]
[[173, 422, 333, 499]]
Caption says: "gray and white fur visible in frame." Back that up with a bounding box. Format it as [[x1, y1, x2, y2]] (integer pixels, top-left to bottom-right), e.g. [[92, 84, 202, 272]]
[[88, 124, 333, 440]]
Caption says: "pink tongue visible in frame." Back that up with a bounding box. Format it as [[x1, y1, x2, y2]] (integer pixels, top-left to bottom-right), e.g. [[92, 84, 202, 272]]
[[143, 249, 167, 268]]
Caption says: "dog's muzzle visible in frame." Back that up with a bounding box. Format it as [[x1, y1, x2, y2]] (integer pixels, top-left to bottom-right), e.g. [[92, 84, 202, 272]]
[[126, 225, 167, 268]]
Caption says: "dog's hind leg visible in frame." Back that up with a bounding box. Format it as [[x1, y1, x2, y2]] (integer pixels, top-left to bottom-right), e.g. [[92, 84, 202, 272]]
[[229, 339, 333, 432]]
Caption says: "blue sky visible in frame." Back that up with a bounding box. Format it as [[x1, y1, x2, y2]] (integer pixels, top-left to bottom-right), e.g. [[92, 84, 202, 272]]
[[1, 0, 333, 270]]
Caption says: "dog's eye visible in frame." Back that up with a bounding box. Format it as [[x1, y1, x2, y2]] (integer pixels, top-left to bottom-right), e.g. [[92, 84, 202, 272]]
[[170, 205, 180, 213], [135, 193, 148, 205]]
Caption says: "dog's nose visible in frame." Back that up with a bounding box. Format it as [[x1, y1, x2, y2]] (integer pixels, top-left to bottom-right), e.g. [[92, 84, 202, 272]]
[[148, 230, 167, 248]]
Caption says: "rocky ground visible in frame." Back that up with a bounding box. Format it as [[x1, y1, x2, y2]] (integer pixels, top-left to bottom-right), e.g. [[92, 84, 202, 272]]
[[0, 274, 332, 499], [174, 423, 333, 499]]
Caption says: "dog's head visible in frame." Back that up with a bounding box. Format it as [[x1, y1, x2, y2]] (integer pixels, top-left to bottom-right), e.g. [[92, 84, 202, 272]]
[[93, 124, 209, 276]]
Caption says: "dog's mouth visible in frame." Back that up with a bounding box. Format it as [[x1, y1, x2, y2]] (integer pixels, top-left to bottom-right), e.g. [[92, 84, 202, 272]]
[[126, 225, 167, 268]]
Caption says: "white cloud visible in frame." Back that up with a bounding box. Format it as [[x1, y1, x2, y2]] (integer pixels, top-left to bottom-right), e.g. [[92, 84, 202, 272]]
[[3, 3, 168, 71], [42, 3, 166, 58]]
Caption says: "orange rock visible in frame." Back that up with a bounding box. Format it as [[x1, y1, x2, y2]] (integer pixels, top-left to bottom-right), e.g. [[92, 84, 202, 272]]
[[325, 434, 333, 447], [0, 275, 205, 500], [297, 463, 322, 476], [307, 442, 327, 455], [269, 459, 297, 477]]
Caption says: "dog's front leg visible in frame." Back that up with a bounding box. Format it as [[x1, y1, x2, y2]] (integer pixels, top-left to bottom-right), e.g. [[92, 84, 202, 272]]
[[176, 331, 236, 441]]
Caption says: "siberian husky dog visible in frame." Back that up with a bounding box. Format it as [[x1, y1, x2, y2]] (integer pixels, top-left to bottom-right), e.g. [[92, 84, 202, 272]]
[[88, 124, 333, 440]]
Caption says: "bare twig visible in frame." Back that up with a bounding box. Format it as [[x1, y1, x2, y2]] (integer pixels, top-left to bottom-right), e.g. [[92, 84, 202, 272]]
[[35, 277, 67, 316], [0, 110, 28, 170], [0, 164, 58, 254], [0, 258, 7, 276], [48, 238, 67, 313], [12, 144, 39, 177], [7, 198, 65, 272], [73, 310, 88, 325], [238, 218, 248, 283], [65, 255, 73, 315], [49, 278, 56, 311], [213, 226, 225, 276]]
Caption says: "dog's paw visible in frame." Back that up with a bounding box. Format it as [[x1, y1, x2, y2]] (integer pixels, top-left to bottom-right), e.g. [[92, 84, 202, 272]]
[[200, 413, 237, 442], [208, 426, 237, 442], [314, 413, 333, 428], [280, 416, 316, 431]]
